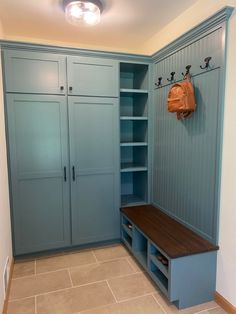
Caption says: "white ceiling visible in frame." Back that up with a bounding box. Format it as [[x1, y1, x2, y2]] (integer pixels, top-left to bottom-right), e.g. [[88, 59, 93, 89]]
[[0, 0, 198, 53]]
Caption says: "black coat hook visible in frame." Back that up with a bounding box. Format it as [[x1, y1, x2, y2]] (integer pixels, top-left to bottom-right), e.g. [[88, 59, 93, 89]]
[[200, 56, 212, 69], [182, 65, 191, 77], [167, 72, 175, 82], [155, 77, 162, 87]]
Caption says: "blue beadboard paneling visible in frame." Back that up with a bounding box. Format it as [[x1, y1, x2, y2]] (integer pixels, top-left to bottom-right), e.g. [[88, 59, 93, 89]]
[[153, 27, 224, 244]]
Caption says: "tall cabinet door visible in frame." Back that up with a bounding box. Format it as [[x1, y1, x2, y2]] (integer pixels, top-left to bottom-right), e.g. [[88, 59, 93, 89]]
[[67, 56, 119, 97], [68, 96, 120, 245], [6, 94, 70, 255]]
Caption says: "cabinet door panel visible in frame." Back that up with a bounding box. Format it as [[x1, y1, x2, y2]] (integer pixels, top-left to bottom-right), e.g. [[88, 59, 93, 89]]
[[69, 97, 120, 245], [67, 56, 118, 97], [3, 50, 66, 94], [7, 94, 70, 255]]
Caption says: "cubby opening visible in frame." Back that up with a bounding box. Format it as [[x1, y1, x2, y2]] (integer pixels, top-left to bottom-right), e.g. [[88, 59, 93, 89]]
[[120, 63, 149, 90], [120, 93, 148, 117], [121, 146, 148, 172], [122, 215, 133, 234], [122, 228, 132, 249], [133, 228, 148, 267], [149, 243, 169, 277], [121, 171, 147, 206], [150, 260, 168, 293], [120, 120, 147, 144]]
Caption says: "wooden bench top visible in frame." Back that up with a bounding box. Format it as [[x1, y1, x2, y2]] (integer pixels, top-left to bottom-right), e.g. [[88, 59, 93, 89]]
[[121, 205, 219, 258]]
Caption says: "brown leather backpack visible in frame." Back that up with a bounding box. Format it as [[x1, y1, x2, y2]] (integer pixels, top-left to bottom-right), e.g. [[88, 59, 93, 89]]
[[167, 75, 196, 120]]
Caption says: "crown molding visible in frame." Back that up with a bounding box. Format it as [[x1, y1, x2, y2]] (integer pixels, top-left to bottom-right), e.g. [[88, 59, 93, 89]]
[[152, 6, 234, 62]]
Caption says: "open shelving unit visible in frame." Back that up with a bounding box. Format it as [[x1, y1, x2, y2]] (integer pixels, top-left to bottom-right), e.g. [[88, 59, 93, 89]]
[[119, 62, 149, 207]]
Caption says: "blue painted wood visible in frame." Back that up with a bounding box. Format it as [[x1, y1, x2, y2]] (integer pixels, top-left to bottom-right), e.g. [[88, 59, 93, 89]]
[[68, 96, 120, 245], [3, 50, 66, 94], [170, 252, 217, 309], [6, 94, 70, 255], [67, 56, 119, 97], [121, 212, 217, 309], [153, 68, 221, 243]]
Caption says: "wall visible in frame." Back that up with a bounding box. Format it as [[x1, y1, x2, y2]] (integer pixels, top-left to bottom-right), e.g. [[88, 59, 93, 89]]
[[144, 0, 236, 307], [0, 20, 13, 312]]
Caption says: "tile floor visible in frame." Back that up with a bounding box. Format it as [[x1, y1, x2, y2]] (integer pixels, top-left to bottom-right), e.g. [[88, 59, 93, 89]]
[[7, 244, 226, 314]]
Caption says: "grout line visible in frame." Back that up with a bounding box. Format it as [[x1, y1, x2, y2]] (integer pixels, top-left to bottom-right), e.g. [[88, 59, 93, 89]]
[[151, 292, 168, 314], [194, 306, 220, 314], [125, 256, 143, 274], [105, 280, 118, 303], [67, 269, 74, 287], [35, 295, 37, 314], [115, 292, 155, 304], [8, 295, 36, 303], [92, 250, 99, 263], [12, 267, 70, 280]]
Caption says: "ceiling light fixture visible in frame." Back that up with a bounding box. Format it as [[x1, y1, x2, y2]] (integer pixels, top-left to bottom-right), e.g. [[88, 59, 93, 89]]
[[63, 0, 103, 26]]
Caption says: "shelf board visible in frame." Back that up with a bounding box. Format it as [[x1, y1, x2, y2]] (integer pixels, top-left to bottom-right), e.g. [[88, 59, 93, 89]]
[[121, 162, 148, 173], [120, 116, 148, 121], [150, 254, 168, 278], [120, 88, 149, 94], [120, 142, 148, 147], [121, 194, 147, 207]]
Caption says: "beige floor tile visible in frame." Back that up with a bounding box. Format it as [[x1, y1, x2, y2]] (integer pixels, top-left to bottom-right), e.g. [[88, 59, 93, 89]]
[[79, 295, 165, 314], [153, 292, 220, 314], [199, 307, 227, 314], [126, 256, 144, 272], [36, 250, 96, 274], [36, 255, 67, 274], [9, 270, 71, 300], [70, 259, 135, 286], [7, 297, 35, 314], [64, 250, 96, 268], [13, 261, 35, 279], [93, 245, 129, 262], [36, 281, 115, 314], [36, 251, 96, 274], [108, 272, 156, 301]]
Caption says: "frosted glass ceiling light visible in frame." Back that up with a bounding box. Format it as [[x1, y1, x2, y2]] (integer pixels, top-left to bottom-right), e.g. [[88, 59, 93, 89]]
[[63, 0, 103, 26]]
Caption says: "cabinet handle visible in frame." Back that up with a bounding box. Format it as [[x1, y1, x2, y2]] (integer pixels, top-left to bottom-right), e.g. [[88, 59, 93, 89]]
[[60, 86, 64, 91], [72, 166, 75, 181], [64, 167, 67, 182], [69, 86, 73, 91]]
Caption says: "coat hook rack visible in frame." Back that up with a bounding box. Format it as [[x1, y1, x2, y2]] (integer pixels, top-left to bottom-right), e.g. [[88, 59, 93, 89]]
[[155, 77, 162, 87], [182, 65, 191, 77], [167, 72, 175, 82], [200, 56, 212, 69]]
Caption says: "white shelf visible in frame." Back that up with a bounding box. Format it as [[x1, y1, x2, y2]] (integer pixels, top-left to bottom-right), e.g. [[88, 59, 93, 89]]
[[120, 142, 148, 147], [120, 88, 149, 94], [120, 116, 148, 121]]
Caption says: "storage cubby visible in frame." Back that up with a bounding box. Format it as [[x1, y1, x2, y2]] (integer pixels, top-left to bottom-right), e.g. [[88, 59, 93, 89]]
[[122, 215, 133, 237], [119, 61, 149, 207], [120, 63, 149, 91], [120, 120, 147, 144], [149, 260, 169, 294], [133, 227, 148, 267], [120, 93, 148, 117], [121, 146, 148, 172], [122, 228, 132, 249], [149, 243, 169, 278], [121, 171, 147, 206]]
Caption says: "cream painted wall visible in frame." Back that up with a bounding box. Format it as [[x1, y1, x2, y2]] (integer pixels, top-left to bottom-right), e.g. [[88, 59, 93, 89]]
[[142, 0, 236, 307], [141, 0, 236, 55], [0, 22, 12, 311]]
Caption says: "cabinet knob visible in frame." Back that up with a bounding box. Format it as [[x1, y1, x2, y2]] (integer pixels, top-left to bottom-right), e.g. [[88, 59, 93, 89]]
[[60, 86, 64, 91], [69, 86, 73, 91]]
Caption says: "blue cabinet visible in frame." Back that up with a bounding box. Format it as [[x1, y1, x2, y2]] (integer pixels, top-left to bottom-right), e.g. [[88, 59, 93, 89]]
[[6, 94, 71, 255], [3, 50, 66, 95], [4, 49, 121, 255], [68, 97, 120, 245], [67, 56, 119, 97]]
